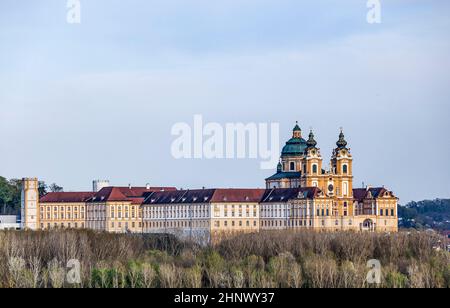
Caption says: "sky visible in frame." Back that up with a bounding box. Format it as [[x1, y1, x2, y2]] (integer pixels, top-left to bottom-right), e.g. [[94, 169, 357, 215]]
[[0, 0, 449, 203]]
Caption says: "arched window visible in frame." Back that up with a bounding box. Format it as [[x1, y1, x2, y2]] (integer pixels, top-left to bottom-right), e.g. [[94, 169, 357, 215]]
[[343, 164, 348, 174], [312, 164, 318, 174], [343, 182, 348, 196], [290, 162, 296, 171]]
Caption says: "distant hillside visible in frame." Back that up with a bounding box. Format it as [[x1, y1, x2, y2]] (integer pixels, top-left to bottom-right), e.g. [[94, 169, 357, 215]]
[[398, 199, 450, 231]]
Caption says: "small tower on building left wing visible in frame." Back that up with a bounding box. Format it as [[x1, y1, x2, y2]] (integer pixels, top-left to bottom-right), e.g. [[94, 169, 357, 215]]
[[21, 178, 40, 230]]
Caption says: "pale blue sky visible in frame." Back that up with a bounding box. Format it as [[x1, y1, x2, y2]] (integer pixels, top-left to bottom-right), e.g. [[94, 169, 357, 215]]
[[0, 0, 449, 203]]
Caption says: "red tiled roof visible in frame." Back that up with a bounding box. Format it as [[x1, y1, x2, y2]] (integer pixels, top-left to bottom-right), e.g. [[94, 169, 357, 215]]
[[211, 189, 266, 203], [129, 197, 145, 205], [40, 192, 95, 203], [91, 187, 128, 202], [353, 187, 391, 202]]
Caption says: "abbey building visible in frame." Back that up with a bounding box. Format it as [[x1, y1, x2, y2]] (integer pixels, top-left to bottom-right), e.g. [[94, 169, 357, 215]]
[[20, 123, 398, 240]]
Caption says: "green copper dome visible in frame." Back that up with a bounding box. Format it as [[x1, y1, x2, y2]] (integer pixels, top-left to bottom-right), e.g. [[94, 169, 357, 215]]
[[281, 137, 308, 156], [281, 122, 307, 156]]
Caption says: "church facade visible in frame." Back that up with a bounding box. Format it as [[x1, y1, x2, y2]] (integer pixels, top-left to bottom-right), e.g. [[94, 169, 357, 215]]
[[265, 123, 398, 232]]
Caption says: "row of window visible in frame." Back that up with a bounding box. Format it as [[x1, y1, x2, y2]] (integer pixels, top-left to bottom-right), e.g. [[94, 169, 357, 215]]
[[354, 207, 396, 217], [218, 210, 258, 218], [146, 220, 209, 229], [88, 205, 138, 212], [213, 220, 257, 228], [87, 206, 140, 214], [379, 209, 396, 217], [146, 205, 209, 211], [260, 207, 335, 218], [258, 218, 392, 229], [41, 213, 84, 220], [83, 209, 143, 219], [110, 211, 141, 219], [40, 222, 84, 229], [110, 221, 141, 229], [283, 162, 349, 174], [261, 220, 313, 228], [41, 206, 84, 213], [145, 209, 208, 219]]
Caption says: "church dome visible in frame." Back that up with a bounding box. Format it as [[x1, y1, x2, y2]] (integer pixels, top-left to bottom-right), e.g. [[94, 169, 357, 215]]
[[281, 137, 308, 156], [281, 122, 308, 156]]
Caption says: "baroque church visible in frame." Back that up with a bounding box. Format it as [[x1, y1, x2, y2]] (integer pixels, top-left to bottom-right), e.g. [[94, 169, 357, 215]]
[[265, 123, 398, 231]]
